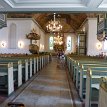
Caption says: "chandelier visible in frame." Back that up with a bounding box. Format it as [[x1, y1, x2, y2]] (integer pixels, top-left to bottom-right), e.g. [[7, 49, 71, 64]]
[[53, 33, 65, 52], [46, 13, 63, 32], [54, 34, 63, 45]]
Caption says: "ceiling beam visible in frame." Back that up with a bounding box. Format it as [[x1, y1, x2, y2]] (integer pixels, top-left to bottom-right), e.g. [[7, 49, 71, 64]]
[[1, 7, 107, 13], [0, 0, 12, 9], [0, 0, 107, 12], [81, 0, 90, 5], [86, 0, 103, 7]]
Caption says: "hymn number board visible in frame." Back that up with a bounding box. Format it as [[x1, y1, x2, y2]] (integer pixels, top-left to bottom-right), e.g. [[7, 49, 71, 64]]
[[97, 14, 107, 41], [0, 14, 7, 29]]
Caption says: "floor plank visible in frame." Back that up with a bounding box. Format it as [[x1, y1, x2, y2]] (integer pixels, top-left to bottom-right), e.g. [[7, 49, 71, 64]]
[[1, 58, 74, 107]]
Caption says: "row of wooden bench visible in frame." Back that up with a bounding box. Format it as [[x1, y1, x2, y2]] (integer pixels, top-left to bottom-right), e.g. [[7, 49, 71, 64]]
[[98, 77, 107, 107], [0, 54, 51, 96], [65, 55, 107, 107]]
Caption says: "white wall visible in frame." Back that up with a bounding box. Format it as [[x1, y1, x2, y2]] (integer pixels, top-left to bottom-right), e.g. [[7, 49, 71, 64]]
[[87, 18, 103, 56], [8, 19, 31, 49], [0, 18, 46, 53], [64, 33, 77, 54], [31, 20, 40, 47], [80, 18, 105, 56], [45, 33, 54, 52], [39, 31, 45, 52]]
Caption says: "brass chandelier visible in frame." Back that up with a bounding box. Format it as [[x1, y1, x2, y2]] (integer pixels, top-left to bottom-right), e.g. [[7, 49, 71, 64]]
[[46, 13, 62, 32], [53, 33, 65, 52], [54, 34, 63, 45]]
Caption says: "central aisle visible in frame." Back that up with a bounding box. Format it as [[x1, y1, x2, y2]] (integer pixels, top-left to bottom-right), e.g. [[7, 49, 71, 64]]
[[11, 58, 73, 107]]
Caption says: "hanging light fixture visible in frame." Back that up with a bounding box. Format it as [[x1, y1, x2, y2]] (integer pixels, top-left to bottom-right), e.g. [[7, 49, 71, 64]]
[[54, 33, 63, 45], [53, 33, 65, 52], [46, 13, 63, 32]]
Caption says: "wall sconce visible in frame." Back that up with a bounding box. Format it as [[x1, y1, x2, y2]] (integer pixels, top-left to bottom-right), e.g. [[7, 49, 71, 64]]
[[1, 41, 6, 48], [40, 44, 44, 51], [42, 45, 44, 50], [18, 41, 24, 49], [96, 42, 102, 50]]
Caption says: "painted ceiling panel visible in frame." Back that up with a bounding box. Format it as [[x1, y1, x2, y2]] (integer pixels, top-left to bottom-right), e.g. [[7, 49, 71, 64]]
[[4, 0, 85, 8], [13, 0, 82, 3], [0, 0, 107, 12]]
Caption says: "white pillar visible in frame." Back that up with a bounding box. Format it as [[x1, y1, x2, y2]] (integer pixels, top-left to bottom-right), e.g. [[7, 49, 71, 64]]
[[87, 18, 101, 56]]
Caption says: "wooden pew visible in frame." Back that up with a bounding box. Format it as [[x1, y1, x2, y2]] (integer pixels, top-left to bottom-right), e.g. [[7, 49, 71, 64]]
[[76, 62, 107, 87], [85, 69, 107, 107], [0, 54, 50, 97], [98, 77, 107, 107], [66, 55, 107, 81], [79, 65, 107, 99], [66, 56, 107, 93], [0, 57, 32, 83], [0, 59, 24, 88], [74, 61, 107, 83], [0, 63, 14, 95]]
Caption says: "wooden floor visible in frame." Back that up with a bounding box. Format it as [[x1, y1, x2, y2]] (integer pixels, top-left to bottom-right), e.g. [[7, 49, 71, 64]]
[[1, 57, 83, 107]]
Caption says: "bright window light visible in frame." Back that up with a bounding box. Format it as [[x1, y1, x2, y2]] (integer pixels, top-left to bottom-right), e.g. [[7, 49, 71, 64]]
[[67, 36, 71, 50], [49, 36, 54, 50], [104, 40, 107, 50]]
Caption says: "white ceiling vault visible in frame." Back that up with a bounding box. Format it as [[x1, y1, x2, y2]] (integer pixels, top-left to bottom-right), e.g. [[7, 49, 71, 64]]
[[0, 0, 107, 12]]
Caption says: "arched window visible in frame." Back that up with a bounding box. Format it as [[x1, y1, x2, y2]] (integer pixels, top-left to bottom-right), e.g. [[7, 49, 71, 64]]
[[8, 23, 17, 49], [49, 36, 54, 50], [67, 36, 72, 50]]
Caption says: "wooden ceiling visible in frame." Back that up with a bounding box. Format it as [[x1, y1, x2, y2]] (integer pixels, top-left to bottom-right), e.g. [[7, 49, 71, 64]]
[[7, 13, 88, 33], [33, 13, 87, 33]]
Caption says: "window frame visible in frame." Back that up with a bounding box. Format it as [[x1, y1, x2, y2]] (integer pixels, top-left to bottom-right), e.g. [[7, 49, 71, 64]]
[[49, 36, 54, 50], [67, 36, 72, 51]]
